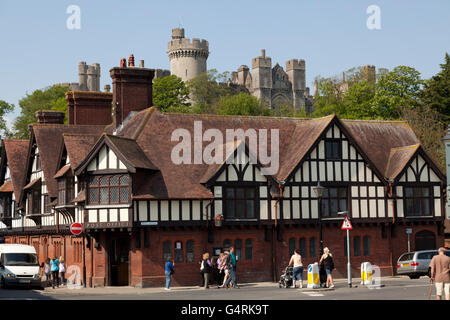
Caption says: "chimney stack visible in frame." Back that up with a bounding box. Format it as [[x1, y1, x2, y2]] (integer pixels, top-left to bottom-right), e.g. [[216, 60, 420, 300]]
[[110, 55, 155, 129], [139, 60, 145, 68], [35, 110, 65, 124], [128, 54, 135, 67], [65, 91, 112, 125]]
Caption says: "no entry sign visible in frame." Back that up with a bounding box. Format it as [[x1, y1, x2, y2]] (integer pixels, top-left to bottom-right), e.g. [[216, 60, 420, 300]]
[[70, 222, 83, 236]]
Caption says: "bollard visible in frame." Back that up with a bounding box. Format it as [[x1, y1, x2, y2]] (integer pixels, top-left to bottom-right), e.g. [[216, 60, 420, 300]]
[[361, 262, 373, 286], [307, 263, 320, 289]]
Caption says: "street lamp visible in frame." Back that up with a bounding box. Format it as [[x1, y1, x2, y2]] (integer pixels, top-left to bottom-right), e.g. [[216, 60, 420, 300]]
[[313, 181, 326, 256], [338, 211, 352, 288]]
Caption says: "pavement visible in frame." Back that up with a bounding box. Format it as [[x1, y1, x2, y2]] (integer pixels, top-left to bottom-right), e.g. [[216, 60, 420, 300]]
[[0, 276, 439, 300], [30, 276, 435, 300]]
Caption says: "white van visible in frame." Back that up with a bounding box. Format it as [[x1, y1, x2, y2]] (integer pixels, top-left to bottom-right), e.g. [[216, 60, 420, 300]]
[[0, 244, 42, 288]]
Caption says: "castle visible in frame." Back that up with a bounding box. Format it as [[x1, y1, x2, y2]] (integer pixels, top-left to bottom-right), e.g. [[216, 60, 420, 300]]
[[57, 61, 102, 92], [229, 49, 315, 112]]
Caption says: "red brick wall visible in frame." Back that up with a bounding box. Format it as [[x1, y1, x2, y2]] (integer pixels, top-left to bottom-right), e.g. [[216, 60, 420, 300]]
[[2, 222, 444, 287]]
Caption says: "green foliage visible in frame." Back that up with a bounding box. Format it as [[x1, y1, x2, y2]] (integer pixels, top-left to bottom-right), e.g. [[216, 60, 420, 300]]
[[187, 69, 234, 108], [371, 66, 423, 119], [153, 75, 190, 113], [13, 85, 69, 139], [421, 53, 450, 123], [0, 100, 14, 137], [215, 93, 272, 116]]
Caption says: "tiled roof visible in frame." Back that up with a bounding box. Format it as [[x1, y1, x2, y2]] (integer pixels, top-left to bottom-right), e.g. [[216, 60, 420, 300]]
[[63, 134, 100, 173], [31, 124, 107, 198], [385, 145, 420, 180], [4, 140, 29, 201]]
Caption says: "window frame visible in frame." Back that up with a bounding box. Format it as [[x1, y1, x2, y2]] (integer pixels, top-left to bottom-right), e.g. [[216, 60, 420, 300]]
[[321, 186, 349, 218], [324, 139, 342, 160], [403, 186, 433, 217], [223, 186, 258, 220], [88, 174, 130, 205]]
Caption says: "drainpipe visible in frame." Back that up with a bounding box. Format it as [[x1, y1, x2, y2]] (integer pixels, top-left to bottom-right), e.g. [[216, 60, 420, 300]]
[[387, 180, 396, 276], [271, 183, 284, 282], [205, 199, 213, 251]]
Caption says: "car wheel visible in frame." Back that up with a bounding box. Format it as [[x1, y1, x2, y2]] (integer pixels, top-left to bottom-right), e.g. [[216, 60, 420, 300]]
[[409, 275, 420, 279]]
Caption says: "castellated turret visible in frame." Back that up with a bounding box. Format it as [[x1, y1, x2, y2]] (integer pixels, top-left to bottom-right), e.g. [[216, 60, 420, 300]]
[[286, 59, 306, 109], [57, 61, 101, 92], [252, 49, 272, 107], [168, 28, 209, 82]]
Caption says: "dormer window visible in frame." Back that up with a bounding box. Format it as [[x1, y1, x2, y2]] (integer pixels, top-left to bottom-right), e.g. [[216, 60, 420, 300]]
[[57, 176, 75, 206], [325, 139, 341, 160]]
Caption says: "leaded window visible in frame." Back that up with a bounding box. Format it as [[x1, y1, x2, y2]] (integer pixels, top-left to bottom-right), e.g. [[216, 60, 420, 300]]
[[186, 240, 194, 262], [404, 187, 432, 217], [321, 187, 348, 218], [88, 174, 130, 205], [245, 239, 253, 260], [223, 187, 257, 219], [163, 241, 172, 261], [325, 139, 341, 160], [299, 238, 307, 258]]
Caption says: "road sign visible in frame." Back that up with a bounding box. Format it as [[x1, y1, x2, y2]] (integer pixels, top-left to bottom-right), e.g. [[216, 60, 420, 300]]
[[70, 222, 83, 236], [341, 216, 353, 230]]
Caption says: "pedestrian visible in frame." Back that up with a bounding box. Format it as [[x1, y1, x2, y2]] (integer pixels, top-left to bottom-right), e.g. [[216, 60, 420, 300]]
[[59, 256, 66, 286], [199, 256, 205, 287], [319, 247, 335, 288], [44, 258, 51, 287], [50, 256, 60, 289], [429, 247, 450, 300], [216, 252, 225, 287], [202, 253, 213, 289], [221, 251, 231, 288], [288, 249, 304, 288], [164, 258, 175, 291], [225, 247, 239, 289]]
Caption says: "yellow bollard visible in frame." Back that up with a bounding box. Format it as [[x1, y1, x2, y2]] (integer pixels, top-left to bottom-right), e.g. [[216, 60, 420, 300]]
[[307, 263, 320, 289]]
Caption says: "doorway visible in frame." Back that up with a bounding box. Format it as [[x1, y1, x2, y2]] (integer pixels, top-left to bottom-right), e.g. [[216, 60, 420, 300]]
[[109, 237, 130, 286]]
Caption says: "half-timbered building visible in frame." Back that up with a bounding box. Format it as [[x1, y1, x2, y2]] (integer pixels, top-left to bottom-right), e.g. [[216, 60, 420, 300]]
[[0, 57, 446, 287]]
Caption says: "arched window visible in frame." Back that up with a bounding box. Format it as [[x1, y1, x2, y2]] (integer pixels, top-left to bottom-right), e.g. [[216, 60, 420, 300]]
[[289, 238, 296, 256], [186, 240, 194, 263], [299, 238, 307, 258], [363, 236, 370, 256], [235, 239, 242, 261], [354, 236, 361, 256], [163, 241, 172, 262], [415, 230, 436, 251], [245, 239, 253, 260], [309, 238, 317, 258]]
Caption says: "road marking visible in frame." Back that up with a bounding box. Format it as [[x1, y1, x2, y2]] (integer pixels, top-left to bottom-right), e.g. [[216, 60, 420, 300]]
[[302, 292, 324, 297]]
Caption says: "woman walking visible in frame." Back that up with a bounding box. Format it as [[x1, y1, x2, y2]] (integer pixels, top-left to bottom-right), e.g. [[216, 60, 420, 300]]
[[288, 249, 304, 288], [201, 253, 212, 289], [50, 256, 60, 289], [221, 251, 231, 288], [216, 253, 225, 287], [319, 247, 335, 288], [164, 258, 175, 290], [59, 256, 66, 287]]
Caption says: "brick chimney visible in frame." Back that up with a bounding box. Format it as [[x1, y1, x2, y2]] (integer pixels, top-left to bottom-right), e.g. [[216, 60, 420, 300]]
[[65, 91, 113, 125], [110, 55, 155, 129], [35, 110, 65, 124]]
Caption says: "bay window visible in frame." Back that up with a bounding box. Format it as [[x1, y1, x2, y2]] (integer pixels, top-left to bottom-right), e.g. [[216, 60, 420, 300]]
[[88, 174, 130, 205]]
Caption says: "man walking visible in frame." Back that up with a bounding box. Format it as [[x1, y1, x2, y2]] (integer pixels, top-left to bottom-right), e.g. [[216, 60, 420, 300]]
[[225, 247, 239, 289], [429, 247, 450, 300]]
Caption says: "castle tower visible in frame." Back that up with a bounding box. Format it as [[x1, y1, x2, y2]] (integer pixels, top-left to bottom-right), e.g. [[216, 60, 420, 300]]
[[252, 49, 272, 107], [168, 28, 209, 82], [286, 59, 306, 110], [78, 61, 88, 91], [361, 65, 376, 84]]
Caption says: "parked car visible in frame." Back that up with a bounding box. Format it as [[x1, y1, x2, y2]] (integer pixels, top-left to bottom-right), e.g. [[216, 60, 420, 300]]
[[0, 244, 42, 289], [396, 249, 450, 279]]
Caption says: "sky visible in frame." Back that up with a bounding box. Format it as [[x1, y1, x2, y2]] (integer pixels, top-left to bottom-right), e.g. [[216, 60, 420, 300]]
[[0, 0, 449, 129]]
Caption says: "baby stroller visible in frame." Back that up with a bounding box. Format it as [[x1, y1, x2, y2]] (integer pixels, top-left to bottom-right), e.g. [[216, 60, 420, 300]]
[[278, 266, 293, 288]]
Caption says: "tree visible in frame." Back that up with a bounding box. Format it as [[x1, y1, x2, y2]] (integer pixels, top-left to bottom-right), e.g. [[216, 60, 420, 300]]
[[421, 53, 450, 123], [371, 66, 423, 119], [0, 100, 14, 137], [215, 93, 272, 116], [13, 85, 69, 139], [187, 69, 233, 108], [152, 75, 190, 113]]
